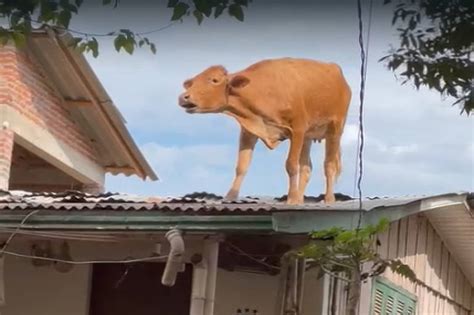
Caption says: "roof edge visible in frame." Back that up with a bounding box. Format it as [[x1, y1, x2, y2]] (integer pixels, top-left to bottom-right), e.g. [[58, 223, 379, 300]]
[[31, 29, 158, 181]]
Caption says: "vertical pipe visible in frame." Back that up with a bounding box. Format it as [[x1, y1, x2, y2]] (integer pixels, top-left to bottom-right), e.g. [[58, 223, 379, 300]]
[[321, 272, 331, 315], [203, 239, 219, 315], [296, 258, 306, 314], [190, 260, 208, 315]]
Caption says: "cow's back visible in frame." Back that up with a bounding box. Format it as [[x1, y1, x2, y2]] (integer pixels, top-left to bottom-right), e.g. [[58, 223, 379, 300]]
[[234, 58, 351, 129]]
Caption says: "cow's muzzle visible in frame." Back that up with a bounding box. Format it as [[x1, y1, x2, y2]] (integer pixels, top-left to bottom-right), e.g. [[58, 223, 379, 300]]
[[178, 93, 198, 113]]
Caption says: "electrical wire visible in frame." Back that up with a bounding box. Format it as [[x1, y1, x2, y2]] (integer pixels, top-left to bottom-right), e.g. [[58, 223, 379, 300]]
[[355, 0, 373, 229], [29, 19, 177, 38], [2, 250, 168, 265], [0, 210, 39, 256], [0, 211, 168, 264], [0, 229, 128, 242], [225, 242, 281, 270], [353, 0, 373, 202]]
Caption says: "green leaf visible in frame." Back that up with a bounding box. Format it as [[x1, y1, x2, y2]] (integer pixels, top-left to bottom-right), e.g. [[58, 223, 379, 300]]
[[235, 0, 248, 7], [114, 34, 126, 52], [167, 0, 179, 7], [0, 33, 11, 46], [171, 2, 190, 20], [123, 37, 135, 54], [214, 5, 225, 18], [39, 0, 55, 23], [228, 4, 244, 21], [150, 43, 156, 54], [57, 10, 72, 28], [194, 0, 212, 17], [70, 36, 82, 47], [11, 32, 26, 47], [10, 12, 22, 27], [138, 39, 145, 47], [77, 42, 87, 53], [69, 4, 78, 14], [389, 259, 416, 282], [89, 37, 99, 58], [193, 10, 204, 24]]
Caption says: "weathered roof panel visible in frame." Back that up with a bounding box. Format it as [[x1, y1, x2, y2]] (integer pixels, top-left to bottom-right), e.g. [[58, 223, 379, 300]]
[[0, 190, 469, 214]]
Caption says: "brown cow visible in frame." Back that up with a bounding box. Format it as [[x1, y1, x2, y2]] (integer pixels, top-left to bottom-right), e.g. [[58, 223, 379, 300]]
[[178, 58, 351, 204]]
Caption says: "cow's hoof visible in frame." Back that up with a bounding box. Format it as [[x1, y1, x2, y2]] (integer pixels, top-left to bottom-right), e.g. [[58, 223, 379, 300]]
[[287, 197, 304, 205], [324, 194, 336, 204], [225, 190, 239, 201]]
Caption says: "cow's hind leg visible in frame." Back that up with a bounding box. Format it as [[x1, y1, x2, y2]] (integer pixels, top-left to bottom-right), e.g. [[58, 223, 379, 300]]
[[324, 132, 342, 203], [225, 128, 258, 200], [298, 138, 313, 202], [286, 130, 305, 204]]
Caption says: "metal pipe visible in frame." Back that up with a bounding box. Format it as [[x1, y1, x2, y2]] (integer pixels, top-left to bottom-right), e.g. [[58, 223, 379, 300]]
[[161, 229, 185, 286], [203, 239, 219, 315]]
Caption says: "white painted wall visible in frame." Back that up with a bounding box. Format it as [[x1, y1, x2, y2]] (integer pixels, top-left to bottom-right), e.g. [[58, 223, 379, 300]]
[[1, 254, 90, 315], [0, 238, 193, 315], [0, 238, 325, 315]]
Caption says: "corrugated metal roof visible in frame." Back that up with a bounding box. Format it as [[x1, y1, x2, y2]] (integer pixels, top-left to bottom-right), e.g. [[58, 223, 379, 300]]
[[26, 29, 157, 180], [0, 190, 469, 214]]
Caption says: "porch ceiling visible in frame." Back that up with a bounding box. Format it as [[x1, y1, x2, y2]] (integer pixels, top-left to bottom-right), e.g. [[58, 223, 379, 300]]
[[426, 203, 474, 285]]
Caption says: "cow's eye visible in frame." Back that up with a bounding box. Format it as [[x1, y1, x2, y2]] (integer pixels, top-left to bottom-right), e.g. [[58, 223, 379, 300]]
[[211, 78, 219, 84]]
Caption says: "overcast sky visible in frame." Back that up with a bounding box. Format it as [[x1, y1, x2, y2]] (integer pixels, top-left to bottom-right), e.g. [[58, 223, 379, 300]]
[[77, 0, 473, 198]]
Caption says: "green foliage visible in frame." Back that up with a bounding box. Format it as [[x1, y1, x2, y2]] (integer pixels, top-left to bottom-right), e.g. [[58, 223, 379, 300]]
[[381, 0, 474, 115], [299, 218, 416, 283], [0, 0, 252, 57]]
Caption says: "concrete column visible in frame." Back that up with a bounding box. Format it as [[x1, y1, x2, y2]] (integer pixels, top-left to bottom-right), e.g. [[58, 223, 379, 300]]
[[0, 128, 14, 191]]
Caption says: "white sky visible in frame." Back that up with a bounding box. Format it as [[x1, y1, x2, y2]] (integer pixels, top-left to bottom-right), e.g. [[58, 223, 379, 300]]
[[77, 0, 473, 198]]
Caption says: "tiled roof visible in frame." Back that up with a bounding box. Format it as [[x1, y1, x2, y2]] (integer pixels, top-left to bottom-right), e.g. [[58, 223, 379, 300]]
[[0, 190, 469, 214]]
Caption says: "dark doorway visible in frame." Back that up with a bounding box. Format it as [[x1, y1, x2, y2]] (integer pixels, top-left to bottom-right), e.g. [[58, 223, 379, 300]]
[[89, 263, 192, 315]]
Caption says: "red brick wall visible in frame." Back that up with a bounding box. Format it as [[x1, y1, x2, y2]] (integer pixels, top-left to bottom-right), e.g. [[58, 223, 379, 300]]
[[0, 46, 98, 163], [0, 129, 14, 190]]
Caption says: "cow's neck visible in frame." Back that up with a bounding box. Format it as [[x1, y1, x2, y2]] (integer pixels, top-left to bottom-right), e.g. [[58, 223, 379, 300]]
[[224, 96, 290, 150]]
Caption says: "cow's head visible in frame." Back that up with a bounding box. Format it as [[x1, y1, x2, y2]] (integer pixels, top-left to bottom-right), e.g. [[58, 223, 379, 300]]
[[178, 65, 249, 114]]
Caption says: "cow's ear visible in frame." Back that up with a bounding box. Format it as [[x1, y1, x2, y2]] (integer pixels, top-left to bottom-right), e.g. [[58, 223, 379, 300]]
[[229, 75, 250, 89]]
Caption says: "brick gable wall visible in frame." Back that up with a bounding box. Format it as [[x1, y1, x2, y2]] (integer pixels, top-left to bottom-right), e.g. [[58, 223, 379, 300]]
[[0, 46, 98, 163], [0, 45, 103, 192]]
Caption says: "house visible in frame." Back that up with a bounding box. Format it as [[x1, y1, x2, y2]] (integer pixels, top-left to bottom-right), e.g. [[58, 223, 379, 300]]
[[0, 191, 472, 315], [0, 30, 473, 315], [0, 28, 157, 194]]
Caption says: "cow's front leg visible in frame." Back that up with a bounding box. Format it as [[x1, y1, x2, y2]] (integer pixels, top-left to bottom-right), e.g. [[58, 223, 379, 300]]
[[225, 128, 258, 200], [286, 131, 305, 205]]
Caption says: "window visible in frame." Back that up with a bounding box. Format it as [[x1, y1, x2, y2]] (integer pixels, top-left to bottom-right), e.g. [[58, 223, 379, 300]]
[[371, 277, 416, 315]]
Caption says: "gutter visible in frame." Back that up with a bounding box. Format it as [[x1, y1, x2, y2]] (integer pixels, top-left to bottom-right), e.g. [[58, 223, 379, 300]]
[[0, 211, 274, 232], [273, 194, 469, 233]]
